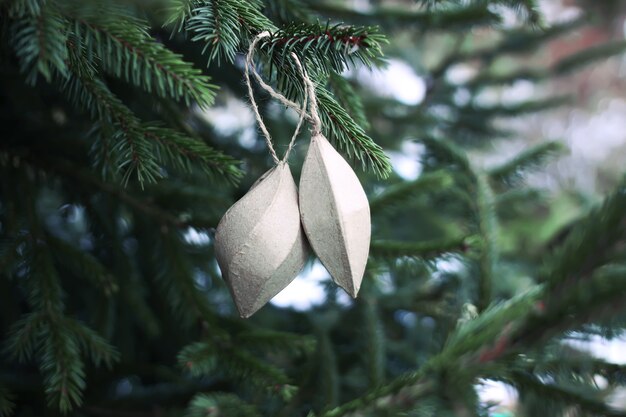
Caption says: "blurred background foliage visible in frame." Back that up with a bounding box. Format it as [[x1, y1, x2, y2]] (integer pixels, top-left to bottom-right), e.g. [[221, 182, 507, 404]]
[[1, 0, 626, 416]]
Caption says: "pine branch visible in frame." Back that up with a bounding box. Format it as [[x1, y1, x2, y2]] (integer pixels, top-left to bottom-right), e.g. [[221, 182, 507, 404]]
[[185, 393, 261, 417], [360, 297, 385, 387], [316, 85, 392, 177], [68, 8, 217, 107], [46, 234, 119, 296], [186, 0, 242, 64], [369, 171, 454, 214], [6, 0, 46, 17], [260, 23, 386, 78], [475, 172, 497, 312], [179, 339, 289, 386], [369, 236, 469, 260], [264, 0, 313, 24], [510, 371, 626, 416], [63, 46, 241, 185], [553, 40, 626, 75], [0, 385, 15, 417], [488, 141, 566, 186], [543, 179, 626, 290], [40, 320, 86, 413], [63, 319, 120, 368], [327, 72, 369, 130], [4, 311, 44, 362], [171, 0, 274, 64], [236, 330, 316, 356], [309, 2, 502, 30], [153, 231, 216, 325], [10, 2, 68, 83]]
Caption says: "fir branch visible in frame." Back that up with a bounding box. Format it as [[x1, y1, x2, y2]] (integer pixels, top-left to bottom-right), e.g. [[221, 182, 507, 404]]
[[186, 0, 240, 64], [260, 23, 386, 77], [63, 46, 241, 185], [40, 320, 86, 413], [10, 3, 69, 84], [144, 123, 243, 183], [185, 393, 261, 417], [510, 371, 626, 416], [68, 10, 217, 107], [360, 297, 385, 387], [186, 0, 242, 64], [488, 141, 566, 186], [309, 2, 502, 30], [63, 319, 120, 368], [236, 330, 316, 356], [179, 339, 289, 386], [46, 234, 119, 296], [317, 86, 391, 177], [543, 180, 626, 290], [475, 172, 497, 312], [553, 40, 626, 76], [154, 231, 216, 325], [369, 237, 468, 259], [6, 0, 46, 17], [264, 0, 313, 24], [369, 171, 454, 214], [170, 0, 274, 64], [4, 311, 44, 362], [327, 72, 369, 130], [0, 385, 15, 417]]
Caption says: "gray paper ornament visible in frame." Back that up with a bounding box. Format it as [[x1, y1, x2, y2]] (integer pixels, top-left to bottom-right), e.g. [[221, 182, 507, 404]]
[[299, 134, 371, 298], [215, 163, 309, 318]]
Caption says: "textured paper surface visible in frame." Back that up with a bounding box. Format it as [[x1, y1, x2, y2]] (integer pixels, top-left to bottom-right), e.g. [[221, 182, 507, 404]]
[[299, 134, 371, 297], [215, 163, 309, 318]]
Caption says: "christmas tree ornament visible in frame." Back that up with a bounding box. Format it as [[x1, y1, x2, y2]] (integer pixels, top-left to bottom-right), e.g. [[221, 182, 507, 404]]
[[294, 59, 371, 298], [299, 133, 371, 297], [215, 163, 309, 318], [215, 32, 310, 318]]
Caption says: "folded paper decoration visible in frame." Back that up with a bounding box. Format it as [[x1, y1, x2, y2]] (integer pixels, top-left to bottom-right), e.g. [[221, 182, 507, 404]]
[[299, 134, 371, 297], [215, 163, 309, 318]]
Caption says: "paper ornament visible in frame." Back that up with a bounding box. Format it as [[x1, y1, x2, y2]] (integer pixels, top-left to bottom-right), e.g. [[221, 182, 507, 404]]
[[299, 134, 371, 298], [215, 163, 309, 318]]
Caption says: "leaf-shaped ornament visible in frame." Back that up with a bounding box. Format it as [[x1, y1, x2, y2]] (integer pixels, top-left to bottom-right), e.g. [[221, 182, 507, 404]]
[[299, 134, 371, 297], [215, 163, 309, 318]]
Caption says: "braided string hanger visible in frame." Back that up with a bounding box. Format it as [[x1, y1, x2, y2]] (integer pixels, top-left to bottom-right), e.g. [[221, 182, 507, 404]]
[[245, 32, 308, 164]]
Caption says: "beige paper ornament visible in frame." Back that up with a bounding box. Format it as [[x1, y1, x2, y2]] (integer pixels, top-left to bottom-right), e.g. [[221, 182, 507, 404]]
[[299, 133, 371, 297], [215, 163, 309, 318], [214, 32, 310, 318]]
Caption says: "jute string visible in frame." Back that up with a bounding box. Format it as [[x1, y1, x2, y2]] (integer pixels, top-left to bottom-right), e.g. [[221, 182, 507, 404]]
[[244, 31, 322, 164]]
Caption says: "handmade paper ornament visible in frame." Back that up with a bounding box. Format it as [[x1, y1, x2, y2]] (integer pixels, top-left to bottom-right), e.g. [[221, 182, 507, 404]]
[[214, 32, 310, 318], [215, 163, 308, 318], [299, 133, 371, 298]]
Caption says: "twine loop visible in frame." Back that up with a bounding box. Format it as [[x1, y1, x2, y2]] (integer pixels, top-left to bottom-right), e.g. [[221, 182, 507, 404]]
[[244, 31, 322, 164]]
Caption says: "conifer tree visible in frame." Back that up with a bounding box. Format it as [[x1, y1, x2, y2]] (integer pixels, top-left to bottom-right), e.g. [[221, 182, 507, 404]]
[[1, 0, 625, 416]]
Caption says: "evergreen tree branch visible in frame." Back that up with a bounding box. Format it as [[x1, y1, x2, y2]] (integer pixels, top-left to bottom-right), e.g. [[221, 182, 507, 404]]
[[475, 172, 497, 312], [553, 40, 626, 75], [10, 2, 68, 84], [309, 2, 502, 30], [510, 371, 626, 416], [327, 72, 369, 130], [0, 385, 15, 417], [370, 171, 454, 214], [369, 237, 469, 260], [68, 9, 218, 107], [63, 45, 241, 185], [185, 393, 261, 417], [45, 234, 119, 296], [317, 86, 391, 177], [488, 141, 566, 186]]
